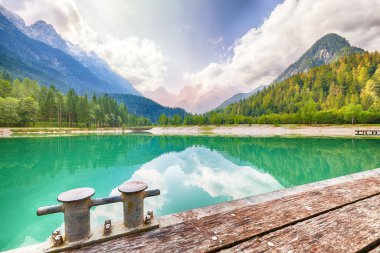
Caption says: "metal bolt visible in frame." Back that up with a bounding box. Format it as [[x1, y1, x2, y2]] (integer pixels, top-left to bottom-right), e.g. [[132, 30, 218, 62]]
[[147, 210, 154, 218], [52, 234, 63, 247], [51, 230, 61, 237], [144, 214, 152, 224], [104, 219, 112, 235]]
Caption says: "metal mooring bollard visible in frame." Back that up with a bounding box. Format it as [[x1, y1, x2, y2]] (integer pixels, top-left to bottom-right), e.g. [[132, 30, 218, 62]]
[[118, 181, 160, 228], [37, 182, 160, 246], [37, 187, 122, 243], [37, 188, 95, 242]]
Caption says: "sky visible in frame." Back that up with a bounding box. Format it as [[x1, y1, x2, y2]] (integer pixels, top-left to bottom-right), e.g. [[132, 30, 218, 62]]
[[1, 0, 380, 112], [0, 0, 282, 93]]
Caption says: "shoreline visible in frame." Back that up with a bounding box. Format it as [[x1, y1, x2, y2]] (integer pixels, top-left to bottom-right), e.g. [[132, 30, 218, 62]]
[[1, 125, 380, 138]]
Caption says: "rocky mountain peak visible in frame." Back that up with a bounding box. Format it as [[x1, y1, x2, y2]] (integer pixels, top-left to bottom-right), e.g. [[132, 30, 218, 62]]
[[26, 20, 69, 52], [0, 5, 26, 31], [274, 33, 363, 83]]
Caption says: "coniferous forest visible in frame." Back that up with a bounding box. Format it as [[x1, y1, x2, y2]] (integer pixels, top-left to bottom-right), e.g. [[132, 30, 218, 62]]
[[0, 73, 151, 127]]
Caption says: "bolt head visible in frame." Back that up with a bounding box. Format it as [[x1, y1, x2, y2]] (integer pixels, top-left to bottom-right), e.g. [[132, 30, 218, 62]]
[[144, 214, 152, 224]]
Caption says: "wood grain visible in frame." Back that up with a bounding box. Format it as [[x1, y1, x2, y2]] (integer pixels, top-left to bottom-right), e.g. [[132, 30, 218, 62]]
[[223, 194, 380, 253], [67, 175, 380, 253]]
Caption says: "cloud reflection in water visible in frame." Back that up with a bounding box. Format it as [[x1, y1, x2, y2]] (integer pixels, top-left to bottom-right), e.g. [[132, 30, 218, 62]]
[[92, 147, 283, 224]]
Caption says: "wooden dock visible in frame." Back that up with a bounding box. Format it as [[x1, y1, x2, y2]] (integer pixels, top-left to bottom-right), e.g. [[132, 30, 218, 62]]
[[64, 168, 380, 253], [355, 129, 380, 135], [127, 127, 153, 133]]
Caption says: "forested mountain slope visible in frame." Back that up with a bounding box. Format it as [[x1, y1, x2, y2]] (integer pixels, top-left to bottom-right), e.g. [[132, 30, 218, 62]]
[[217, 85, 266, 109], [217, 52, 380, 124], [111, 94, 187, 122], [0, 75, 150, 127]]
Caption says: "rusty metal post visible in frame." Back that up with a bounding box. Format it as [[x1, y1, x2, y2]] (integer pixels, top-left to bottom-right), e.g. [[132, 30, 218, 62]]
[[37, 188, 123, 243], [118, 181, 160, 228], [37, 187, 95, 242], [59, 188, 97, 242]]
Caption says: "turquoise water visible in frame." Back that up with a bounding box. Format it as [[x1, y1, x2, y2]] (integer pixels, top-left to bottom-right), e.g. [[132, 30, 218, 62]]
[[0, 135, 380, 251]]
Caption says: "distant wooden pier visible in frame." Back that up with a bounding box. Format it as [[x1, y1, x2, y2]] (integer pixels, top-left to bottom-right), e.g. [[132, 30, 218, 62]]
[[127, 127, 152, 133], [66, 168, 380, 253], [355, 129, 380, 135]]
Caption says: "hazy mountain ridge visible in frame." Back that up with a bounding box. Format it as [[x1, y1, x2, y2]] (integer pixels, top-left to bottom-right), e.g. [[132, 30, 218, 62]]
[[217, 85, 267, 109], [111, 94, 187, 122], [143, 86, 177, 107]]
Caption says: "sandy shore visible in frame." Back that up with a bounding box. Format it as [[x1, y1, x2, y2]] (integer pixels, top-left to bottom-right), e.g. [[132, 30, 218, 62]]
[[150, 125, 380, 137], [2, 125, 380, 138]]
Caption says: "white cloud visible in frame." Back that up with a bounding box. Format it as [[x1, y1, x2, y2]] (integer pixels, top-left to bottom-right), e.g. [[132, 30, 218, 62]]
[[0, 0, 167, 91], [185, 0, 380, 94], [97, 37, 167, 91]]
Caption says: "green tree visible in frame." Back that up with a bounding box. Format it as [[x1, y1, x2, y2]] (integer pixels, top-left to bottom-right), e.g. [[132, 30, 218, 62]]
[[301, 99, 317, 124], [0, 79, 12, 98], [342, 104, 363, 124], [0, 97, 20, 126], [66, 89, 78, 126], [18, 97, 38, 126], [172, 114, 182, 125], [158, 114, 168, 125], [77, 95, 91, 126], [56, 93, 65, 127], [374, 79, 380, 97], [11, 79, 25, 98]]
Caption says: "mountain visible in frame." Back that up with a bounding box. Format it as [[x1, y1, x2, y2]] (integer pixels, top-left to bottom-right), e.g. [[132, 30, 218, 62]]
[[274, 33, 364, 83], [173, 85, 240, 113], [214, 33, 364, 112], [217, 50, 380, 124], [143, 84, 239, 113], [143, 86, 177, 107], [217, 85, 267, 109], [0, 5, 140, 95], [111, 94, 187, 122]]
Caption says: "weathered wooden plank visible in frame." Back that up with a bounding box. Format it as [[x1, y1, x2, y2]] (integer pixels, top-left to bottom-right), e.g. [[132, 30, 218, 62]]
[[159, 168, 380, 228], [68, 175, 380, 253], [224, 194, 380, 253]]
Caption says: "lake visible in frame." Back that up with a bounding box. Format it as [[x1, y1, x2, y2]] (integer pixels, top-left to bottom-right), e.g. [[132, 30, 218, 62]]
[[0, 134, 380, 251]]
